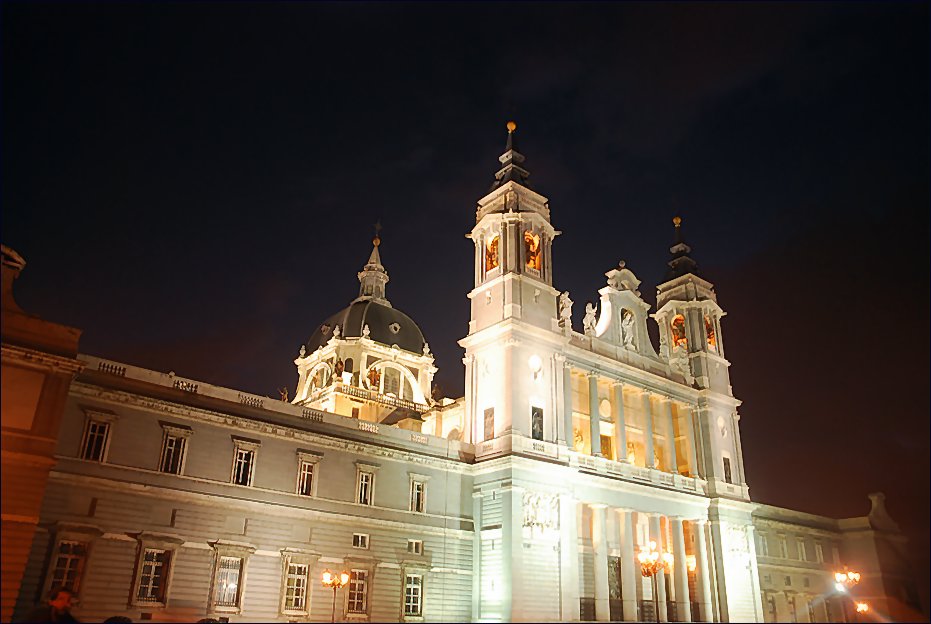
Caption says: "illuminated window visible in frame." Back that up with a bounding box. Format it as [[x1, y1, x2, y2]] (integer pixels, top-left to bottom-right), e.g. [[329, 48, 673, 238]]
[[600, 435, 613, 460], [404, 574, 423, 616], [283, 562, 309, 612], [80, 420, 110, 462], [485, 235, 500, 272], [214, 557, 243, 608], [524, 230, 542, 272], [704, 315, 717, 352], [348, 570, 368, 614], [671, 315, 687, 348]]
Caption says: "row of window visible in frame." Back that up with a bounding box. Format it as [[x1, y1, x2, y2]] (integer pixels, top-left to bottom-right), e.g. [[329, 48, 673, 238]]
[[757, 532, 838, 564], [78, 417, 430, 513], [50, 537, 426, 617]]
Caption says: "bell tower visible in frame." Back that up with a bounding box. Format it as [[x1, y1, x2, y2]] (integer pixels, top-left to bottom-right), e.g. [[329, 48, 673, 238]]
[[459, 122, 564, 452], [653, 216, 747, 498]]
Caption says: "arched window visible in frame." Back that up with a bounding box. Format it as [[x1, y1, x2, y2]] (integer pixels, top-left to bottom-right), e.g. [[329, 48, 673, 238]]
[[524, 230, 542, 272], [484, 235, 499, 272], [344, 358, 354, 373], [671, 314, 687, 348], [383, 368, 401, 396]]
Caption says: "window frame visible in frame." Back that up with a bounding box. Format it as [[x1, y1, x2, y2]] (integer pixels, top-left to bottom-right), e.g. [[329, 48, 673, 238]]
[[400, 562, 428, 621], [42, 523, 103, 603], [406, 540, 424, 556], [278, 549, 320, 618], [295, 449, 322, 497], [408, 472, 430, 514], [208, 541, 255, 615], [230, 436, 260, 487], [352, 533, 370, 550], [79, 408, 118, 462], [403, 573, 424, 618], [157, 421, 193, 475], [129, 532, 183, 609], [354, 461, 379, 507]]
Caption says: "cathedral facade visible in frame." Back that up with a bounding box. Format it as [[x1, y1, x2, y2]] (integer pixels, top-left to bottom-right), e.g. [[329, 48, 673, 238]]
[[2, 126, 918, 623]]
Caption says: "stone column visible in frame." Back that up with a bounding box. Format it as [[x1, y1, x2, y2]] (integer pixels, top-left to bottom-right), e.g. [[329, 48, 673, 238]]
[[502, 340, 515, 434], [618, 509, 639, 622], [588, 373, 602, 456], [671, 518, 692, 622], [694, 519, 714, 622], [563, 364, 574, 450], [649, 514, 668, 622], [642, 390, 655, 469], [591, 504, 610, 621], [500, 484, 523, 620], [682, 404, 699, 477], [613, 383, 628, 462], [663, 399, 679, 473], [472, 491, 483, 620], [463, 355, 475, 443], [560, 494, 581, 622]]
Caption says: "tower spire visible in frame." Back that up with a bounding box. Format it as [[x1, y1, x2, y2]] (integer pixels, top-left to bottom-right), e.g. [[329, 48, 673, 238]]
[[356, 228, 391, 306], [490, 120, 531, 191], [664, 215, 699, 280]]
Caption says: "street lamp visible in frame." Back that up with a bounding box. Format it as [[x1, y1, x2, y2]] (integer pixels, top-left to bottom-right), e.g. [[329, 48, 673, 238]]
[[321, 569, 350, 623], [638, 540, 674, 623], [833, 567, 861, 623]]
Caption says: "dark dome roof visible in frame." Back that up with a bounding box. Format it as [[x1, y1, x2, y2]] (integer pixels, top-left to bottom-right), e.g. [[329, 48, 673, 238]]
[[305, 299, 425, 354]]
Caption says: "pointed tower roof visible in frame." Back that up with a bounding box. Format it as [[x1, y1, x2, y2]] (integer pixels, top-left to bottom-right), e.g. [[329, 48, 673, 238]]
[[664, 216, 699, 280], [356, 233, 390, 306], [490, 120, 532, 191]]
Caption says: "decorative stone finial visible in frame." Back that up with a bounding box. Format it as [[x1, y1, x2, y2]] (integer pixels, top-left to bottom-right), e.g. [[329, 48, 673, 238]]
[[299, 345, 306, 357], [507, 120, 517, 133]]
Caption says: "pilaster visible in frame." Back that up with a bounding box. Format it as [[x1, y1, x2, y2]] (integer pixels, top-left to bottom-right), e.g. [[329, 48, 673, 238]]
[[588, 373, 602, 457], [591, 503, 610, 621]]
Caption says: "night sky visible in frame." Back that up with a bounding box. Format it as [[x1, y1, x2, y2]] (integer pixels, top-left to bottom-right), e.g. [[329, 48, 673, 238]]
[[3, 2, 928, 613]]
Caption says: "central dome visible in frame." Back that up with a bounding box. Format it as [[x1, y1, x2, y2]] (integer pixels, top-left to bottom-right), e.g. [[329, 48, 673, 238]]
[[305, 299, 425, 354]]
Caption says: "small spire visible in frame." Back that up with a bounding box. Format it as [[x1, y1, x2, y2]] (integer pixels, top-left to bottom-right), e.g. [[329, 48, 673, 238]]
[[356, 228, 391, 306], [490, 120, 531, 191], [665, 215, 699, 280]]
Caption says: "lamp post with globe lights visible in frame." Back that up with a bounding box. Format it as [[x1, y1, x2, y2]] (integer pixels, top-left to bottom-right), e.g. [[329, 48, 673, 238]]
[[321, 569, 350, 623], [834, 567, 862, 623], [638, 540, 673, 623]]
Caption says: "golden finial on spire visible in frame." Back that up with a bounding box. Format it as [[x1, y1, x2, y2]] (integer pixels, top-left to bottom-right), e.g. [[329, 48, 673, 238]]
[[673, 216, 682, 227], [506, 120, 517, 133], [373, 220, 382, 246]]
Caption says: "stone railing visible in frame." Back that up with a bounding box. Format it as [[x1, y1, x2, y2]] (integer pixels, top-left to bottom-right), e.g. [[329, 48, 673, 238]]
[[336, 383, 429, 413], [569, 452, 706, 494]]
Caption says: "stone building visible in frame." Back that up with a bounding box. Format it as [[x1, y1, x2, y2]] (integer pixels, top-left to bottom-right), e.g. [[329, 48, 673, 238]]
[[3, 125, 920, 622]]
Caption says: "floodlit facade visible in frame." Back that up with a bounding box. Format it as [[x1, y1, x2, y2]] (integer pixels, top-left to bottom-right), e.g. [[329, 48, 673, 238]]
[[3, 127, 921, 623]]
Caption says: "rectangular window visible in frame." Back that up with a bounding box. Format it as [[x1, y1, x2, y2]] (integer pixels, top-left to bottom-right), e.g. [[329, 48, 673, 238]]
[[779, 536, 789, 559], [815, 542, 824, 563], [352, 533, 369, 549], [758, 533, 769, 557], [215, 557, 243, 607], [81, 420, 110, 461], [351, 407, 360, 419], [407, 539, 423, 555], [347, 569, 368, 614], [384, 368, 400, 396], [600, 434, 613, 460], [136, 548, 171, 603], [297, 460, 315, 497], [804, 577, 811, 588], [284, 563, 309, 612], [232, 448, 255, 486], [404, 574, 423, 616], [531, 406, 543, 441], [722, 457, 733, 484], [797, 539, 807, 561], [784, 575, 792, 587], [51, 541, 88, 593], [357, 471, 374, 505], [159, 434, 186, 474], [410, 481, 425, 513]]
